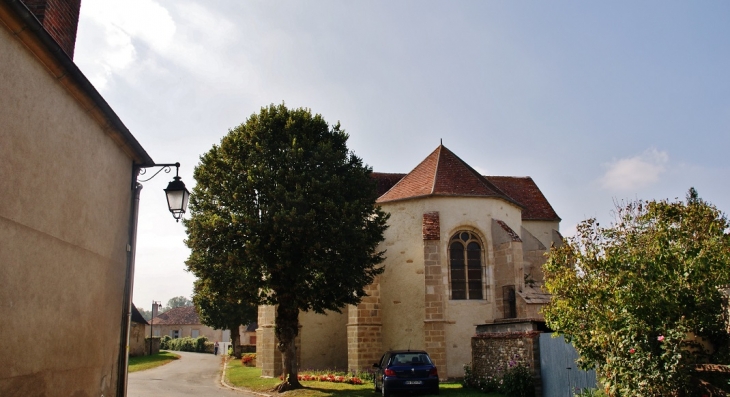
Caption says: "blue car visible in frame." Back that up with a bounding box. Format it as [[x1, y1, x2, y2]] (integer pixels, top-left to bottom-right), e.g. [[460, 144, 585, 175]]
[[373, 350, 439, 396]]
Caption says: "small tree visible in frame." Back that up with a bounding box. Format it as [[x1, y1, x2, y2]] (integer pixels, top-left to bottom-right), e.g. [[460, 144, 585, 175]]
[[192, 277, 258, 358], [185, 104, 388, 391], [543, 188, 730, 396]]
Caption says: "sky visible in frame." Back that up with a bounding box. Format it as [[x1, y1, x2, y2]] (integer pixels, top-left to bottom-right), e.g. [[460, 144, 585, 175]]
[[72, 0, 730, 310]]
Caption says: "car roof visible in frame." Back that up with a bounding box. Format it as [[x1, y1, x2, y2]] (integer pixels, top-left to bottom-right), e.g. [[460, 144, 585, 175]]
[[386, 350, 429, 354]]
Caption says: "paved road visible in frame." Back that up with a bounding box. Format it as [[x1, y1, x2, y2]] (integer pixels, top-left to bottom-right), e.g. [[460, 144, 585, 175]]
[[128, 351, 255, 396]]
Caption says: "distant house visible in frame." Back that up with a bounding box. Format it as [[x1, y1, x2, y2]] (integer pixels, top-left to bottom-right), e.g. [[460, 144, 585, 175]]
[[129, 305, 150, 357], [1, 0, 157, 395], [241, 322, 258, 346], [147, 306, 230, 343]]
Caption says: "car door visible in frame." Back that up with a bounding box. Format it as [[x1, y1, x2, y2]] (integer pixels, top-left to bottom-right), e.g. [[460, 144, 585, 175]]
[[376, 353, 389, 389]]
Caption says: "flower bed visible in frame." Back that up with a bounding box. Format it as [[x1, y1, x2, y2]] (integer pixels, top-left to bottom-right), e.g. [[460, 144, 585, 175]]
[[241, 353, 256, 366], [278, 373, 364, 385]]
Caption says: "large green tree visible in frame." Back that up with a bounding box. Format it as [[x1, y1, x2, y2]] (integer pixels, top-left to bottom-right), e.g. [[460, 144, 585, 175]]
[[192, 277, 258, 358], [543, 189, 730, 396], [184, 104, 388, 391]]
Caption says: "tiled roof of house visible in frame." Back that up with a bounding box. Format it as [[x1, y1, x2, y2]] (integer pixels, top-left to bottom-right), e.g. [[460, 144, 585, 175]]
[[152, 306, 200, 325], [371, 172, 407, 197], [371, 145, 560, 221], [376, 145, 519, 206], [486, 176, 560, 221]]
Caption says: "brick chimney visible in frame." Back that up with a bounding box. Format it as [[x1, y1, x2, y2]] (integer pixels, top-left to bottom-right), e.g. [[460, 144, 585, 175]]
[[22, 0, 82, 59]]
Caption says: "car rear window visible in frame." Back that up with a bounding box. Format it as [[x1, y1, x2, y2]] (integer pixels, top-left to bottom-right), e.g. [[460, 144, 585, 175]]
[[391, 353, 432, 366]]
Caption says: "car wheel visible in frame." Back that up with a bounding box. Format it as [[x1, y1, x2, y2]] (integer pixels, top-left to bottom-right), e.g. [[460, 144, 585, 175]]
[[374, 378, 380, 393], [431, 387, 439, 395]]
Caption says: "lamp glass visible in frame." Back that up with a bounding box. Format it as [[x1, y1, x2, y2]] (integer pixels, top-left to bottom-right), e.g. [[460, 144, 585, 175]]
[[164, 177, 190, 220]]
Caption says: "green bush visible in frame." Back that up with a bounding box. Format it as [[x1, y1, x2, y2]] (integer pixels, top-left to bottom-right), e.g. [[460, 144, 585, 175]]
[[462, 364, 501, 393], [160, 336, 210, 353], [574, 388, 607, 397], [160, 335, 172, 350], [500, 362, 533, 397]]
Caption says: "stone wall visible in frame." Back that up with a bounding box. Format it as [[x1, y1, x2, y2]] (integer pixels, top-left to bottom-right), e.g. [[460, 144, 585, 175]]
[[423, 237, 447, 377], [144, 338, 161, 356], [347, 276, 383, 371], [471, 331, 542, 397], [256, 305, 301, 377]]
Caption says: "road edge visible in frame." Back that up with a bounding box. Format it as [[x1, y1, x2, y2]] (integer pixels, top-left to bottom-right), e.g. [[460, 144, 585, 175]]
[[220, 355, 273, 396]]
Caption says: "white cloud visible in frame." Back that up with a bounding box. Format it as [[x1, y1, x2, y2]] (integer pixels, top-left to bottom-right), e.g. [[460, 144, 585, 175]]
[[76, 0, 176, 89], [599, 148, 669, 191]]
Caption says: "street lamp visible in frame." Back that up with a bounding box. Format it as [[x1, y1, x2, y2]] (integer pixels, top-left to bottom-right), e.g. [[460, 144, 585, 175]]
[[118, 162, 189, 397], [163, 163, 190, 222], [139, 162, 190, 222]]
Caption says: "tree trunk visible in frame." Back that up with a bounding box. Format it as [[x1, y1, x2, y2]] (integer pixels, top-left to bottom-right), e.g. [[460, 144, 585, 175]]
[[273, 302, 301, 392], [231, 326, 242, 359]]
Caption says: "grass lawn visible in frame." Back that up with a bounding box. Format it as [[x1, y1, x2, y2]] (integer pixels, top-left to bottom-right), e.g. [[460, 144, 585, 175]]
[[225, 359, 503, 397], [128, 351, 180, 373]]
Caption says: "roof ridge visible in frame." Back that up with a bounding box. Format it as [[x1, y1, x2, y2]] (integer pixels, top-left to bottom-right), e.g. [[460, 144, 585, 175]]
[[430, 145, 442, 195]]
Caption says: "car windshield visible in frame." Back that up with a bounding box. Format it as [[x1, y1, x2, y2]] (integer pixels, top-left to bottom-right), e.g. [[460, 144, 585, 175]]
[[390, 353, 432, 366]]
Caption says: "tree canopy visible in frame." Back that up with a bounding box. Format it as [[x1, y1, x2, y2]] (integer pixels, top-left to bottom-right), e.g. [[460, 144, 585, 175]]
[[192, 277, 258, 358], [165, 296, 192, 311], [184, 104, 388, 391], [543, 189, 730, 396]]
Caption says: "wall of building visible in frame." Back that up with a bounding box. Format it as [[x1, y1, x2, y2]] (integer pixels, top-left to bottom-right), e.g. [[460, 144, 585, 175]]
[[378, 196, 523, 378], [254, 195, 556, 379], [0, 9, 136, 396], [300, 310, 348, 370], [129, 322, 148, 357], [522, 220, 560, 251]]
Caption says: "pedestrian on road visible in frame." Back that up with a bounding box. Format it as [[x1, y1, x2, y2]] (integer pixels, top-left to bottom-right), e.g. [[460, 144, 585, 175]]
[[214, 341, 219, 355]]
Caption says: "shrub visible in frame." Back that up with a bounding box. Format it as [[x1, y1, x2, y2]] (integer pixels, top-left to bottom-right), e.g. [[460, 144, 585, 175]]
[[462, 364, 501, 393], [500, 362, 533, 397], [160, 335, 172, 350], [161, 336, 210, 353], [574, 388, 607, 397], [242, 353, 256, 364]]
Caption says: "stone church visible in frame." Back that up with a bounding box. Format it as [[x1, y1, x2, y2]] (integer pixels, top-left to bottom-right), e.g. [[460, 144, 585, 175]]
[[256, 144, 561, 378]]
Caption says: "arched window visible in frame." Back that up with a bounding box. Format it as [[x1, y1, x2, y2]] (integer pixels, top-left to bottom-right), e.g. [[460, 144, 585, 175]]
[[449, 231, 483, 300]]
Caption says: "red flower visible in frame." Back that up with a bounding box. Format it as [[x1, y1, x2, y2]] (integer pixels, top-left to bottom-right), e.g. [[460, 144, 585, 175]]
[[629, 348, 636, 354]]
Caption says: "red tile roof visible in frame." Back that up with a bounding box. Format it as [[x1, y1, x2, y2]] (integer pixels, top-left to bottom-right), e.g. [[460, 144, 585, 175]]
[[376, 145, 519, 206], [151, 306, 200, 325], [486, 176, 560, 221], [372, 145, 560, 221]]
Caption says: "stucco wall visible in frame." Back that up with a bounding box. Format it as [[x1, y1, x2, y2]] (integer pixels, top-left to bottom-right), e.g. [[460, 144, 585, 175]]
[[378, 196, 523, 377], [300, 310, 348, 370], [0, 14, 137, 396], [522, 220, 560, 250], [129, 322, 148, 357]]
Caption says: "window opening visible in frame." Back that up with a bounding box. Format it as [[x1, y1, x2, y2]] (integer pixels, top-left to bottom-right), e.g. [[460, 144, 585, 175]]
[[449, 231, 483, 300]]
